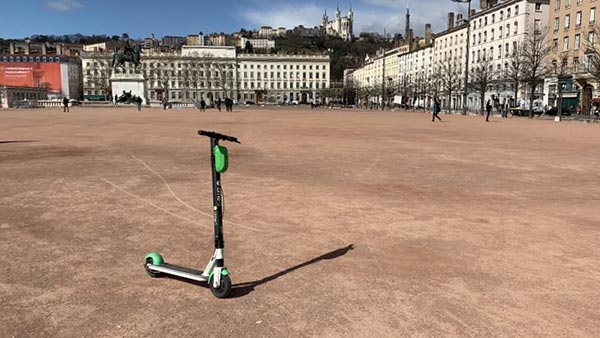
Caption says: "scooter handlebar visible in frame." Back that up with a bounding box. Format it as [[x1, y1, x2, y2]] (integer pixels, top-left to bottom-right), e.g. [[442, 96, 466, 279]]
[[198, 130, 240, 144]]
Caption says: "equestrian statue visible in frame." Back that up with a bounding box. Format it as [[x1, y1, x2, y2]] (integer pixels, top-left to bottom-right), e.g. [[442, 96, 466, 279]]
[[112, 38, 142, 70]]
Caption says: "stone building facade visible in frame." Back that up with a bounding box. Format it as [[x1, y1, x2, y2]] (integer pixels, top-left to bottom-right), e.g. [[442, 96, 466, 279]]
[[81, 46, 330, 104]]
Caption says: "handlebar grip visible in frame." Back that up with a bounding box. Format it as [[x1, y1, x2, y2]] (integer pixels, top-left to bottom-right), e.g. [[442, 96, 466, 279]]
[[198, 130, 240, 143]]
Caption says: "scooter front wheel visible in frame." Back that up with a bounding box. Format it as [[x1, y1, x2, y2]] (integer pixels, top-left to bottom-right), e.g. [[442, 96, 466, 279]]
[[209, 274, 232, 298], [144, 257, 163, 278]]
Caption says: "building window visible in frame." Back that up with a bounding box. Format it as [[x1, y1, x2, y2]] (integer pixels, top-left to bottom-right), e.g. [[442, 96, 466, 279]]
[[506, 24, 510, 37], [575, 34, 581, 49], [565, 14, 571, 29], [574, 57, 580, 72], [500, 10, 504, 20], [591, 8, 596, 24], [491, 28, 495, 40], [588, 31, 595, 45], [507, 8, 511, 18], [535, 19, 542, 33], [515, 5, 519, 15], [566, 0, 571, 9], [514, 22, 518, 34], [576, 11, 582, 27], [555, 0, 561, 11], [563, 36, 569, 51], [536, 3, 542, 12], [492, 14, 495, 23], [554, 17, 560, 31]]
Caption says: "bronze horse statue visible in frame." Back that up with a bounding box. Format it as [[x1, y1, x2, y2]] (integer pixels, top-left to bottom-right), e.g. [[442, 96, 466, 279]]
[[112, 44, 142, 70]]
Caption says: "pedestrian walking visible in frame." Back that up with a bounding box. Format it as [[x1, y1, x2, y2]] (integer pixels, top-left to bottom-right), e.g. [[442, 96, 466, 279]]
[[136, 96, 143, 111], [226, 98, 233, 111], [115, 94, 119, 105], [216, 98, 222, 112], [432, 97, 442, 122], [200, 99, 206, 112], [63, 97, 70, 112], [577, 104, 582, 115], [485, 99, 492, 122]]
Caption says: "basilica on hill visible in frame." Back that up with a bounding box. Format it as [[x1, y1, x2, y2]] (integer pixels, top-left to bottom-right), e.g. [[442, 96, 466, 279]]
[[321, 6, 353, 41]]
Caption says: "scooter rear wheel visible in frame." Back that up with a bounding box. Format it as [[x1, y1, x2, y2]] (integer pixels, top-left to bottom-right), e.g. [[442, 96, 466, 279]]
[[209, 274, 232, 298]]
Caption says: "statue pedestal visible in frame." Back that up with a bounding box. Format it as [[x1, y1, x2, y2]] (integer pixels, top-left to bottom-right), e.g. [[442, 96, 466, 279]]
[[110, 72, 146, 101]]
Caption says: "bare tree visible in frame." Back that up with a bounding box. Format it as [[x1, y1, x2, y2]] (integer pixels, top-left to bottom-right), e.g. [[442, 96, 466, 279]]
[[398, 74, 413, 107], [412, 70, 434, 109], [504, 42, 525, 107], [549, 52, 571, 119], [521, 28, 549, 118], [435, 57, 463, 113], [581, 24, 600, 115], [469, 56, 499, 115]]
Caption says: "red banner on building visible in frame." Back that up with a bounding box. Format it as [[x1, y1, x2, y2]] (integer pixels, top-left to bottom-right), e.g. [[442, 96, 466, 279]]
[[0, 62, 62, 93]]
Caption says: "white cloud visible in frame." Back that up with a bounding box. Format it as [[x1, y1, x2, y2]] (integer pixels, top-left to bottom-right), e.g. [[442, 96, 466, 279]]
[[46, 0, 84, 11], [240, 4, 323, 29]]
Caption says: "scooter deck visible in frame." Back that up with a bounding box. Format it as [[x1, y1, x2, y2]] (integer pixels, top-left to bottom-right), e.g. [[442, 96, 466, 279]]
[[148, 263, 208, 282]]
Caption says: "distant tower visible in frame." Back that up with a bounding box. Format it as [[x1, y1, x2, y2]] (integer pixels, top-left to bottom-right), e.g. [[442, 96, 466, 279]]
[[322, 9, 328, 28], [405, 3, 410, 40], [347, 4, 354, 39], [336, 5, 341, 34]]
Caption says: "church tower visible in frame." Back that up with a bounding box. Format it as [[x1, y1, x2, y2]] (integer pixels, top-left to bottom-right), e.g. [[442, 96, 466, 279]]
[[347, 5, 354, 39], [405, 4, 410, 41], [335, 5, 341, 34]]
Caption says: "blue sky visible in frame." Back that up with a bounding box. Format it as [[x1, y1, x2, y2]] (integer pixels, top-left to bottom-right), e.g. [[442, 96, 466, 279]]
[[0, 0, 472, 39]]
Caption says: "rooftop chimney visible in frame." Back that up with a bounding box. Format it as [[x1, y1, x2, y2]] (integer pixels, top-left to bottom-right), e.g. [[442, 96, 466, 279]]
[[456, 13, 463, 25], [447, 12, 455, 30], [470, 9, 476, 17], [425, 24, 432, 45], [9, 42, 15, 55]]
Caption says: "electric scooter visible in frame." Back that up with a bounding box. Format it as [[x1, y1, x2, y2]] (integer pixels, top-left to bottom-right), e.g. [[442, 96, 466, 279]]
[[144, 130, 240, 298]]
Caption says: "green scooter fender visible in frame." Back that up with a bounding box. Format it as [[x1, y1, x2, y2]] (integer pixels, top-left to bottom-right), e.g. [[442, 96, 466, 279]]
[[144, 252, 164, 265], [209, 267, 230, 280]]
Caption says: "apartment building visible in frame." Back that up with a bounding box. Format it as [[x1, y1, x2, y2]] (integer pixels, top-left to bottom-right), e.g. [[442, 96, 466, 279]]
[[546, 0, 599, 113], [469, 0, 549, 109], [348, 47, 402, 105]]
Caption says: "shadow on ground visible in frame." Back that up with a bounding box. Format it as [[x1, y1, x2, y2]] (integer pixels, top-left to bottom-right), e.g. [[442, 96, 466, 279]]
[[229, 244, 354, 298], [0, 140, 39, 144]]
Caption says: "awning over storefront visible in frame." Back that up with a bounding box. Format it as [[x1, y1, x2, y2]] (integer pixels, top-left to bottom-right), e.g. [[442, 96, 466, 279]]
[[592, 97, 600, 103]]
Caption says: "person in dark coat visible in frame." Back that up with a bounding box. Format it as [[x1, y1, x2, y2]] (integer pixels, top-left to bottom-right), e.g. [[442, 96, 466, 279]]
[[136, 96, 143, 111], [485, 99, 492, 122], [216, 98, 222, 112], [63, 97, 69, 112], [432, 97, 441, 122], [200, 99, 206, 112], [228, 98, 234, 111]]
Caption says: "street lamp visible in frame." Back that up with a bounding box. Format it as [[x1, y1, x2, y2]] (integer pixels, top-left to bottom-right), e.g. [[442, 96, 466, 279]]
[[451, 0, 472, 115]]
